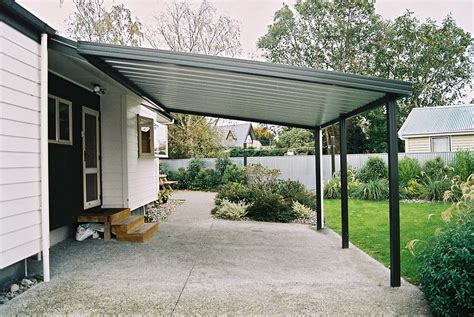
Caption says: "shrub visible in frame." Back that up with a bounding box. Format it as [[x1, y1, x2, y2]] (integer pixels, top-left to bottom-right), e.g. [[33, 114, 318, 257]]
[[451, 149, 474, 180], [324, 170, 360, 199], [353, 179, 389, 200], [398, 157, 421, 185], [215, 182, 251, 206], [222, 164, 246, 184], [192, 168, 221, 190], [420, 172, 450, 201], [400, 179, 424, 200], [422, 157, 451, 179], [418, 216, 473, 316], [168, 167, 188, 189], [215, 155, 233, 176], [269, 179, 316, 210], [245, 187, 296, 223], [357, 157, 388, 182], [157, 188, 172, 204], [213, 199, 250, 220], [184, 158, 205, 186], [245, 163, 281, 187], [292, 201, 312, 219]]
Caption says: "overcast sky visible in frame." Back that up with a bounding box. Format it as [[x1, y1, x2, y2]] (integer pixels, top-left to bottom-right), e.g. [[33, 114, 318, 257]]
[[17, 0, 473, 59]]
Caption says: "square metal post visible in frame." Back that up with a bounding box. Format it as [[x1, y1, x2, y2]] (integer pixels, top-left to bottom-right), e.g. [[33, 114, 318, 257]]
[[387, 99, 401, 287], [339, 117, 349, 249], [314, 127, 323, 230]]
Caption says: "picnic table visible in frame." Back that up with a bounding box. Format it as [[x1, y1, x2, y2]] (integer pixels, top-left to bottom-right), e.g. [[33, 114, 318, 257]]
[[159, 174, 177, 190]]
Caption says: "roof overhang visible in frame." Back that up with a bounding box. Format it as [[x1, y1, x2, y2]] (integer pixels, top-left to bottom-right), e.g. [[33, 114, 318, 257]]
[[76, 42, 412, 129]]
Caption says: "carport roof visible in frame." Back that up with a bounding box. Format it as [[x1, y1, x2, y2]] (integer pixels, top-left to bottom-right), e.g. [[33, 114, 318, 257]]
[[77, 42, 412, 129]]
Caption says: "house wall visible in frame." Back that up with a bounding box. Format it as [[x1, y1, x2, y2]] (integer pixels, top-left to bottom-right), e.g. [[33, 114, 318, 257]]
[[451, 134, 474, 151], [100, 94, 125, 208], [125, 95, 159, 210], [0, 22, 42, 269], [405, 137, 430, 153]]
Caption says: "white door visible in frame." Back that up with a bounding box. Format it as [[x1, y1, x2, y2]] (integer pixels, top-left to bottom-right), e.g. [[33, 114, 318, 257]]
[[83, 108, 101, 209]]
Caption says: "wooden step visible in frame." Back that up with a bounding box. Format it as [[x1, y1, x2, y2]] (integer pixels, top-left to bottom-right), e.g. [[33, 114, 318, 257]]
[[109, 209, 132, 223], [77, 208, 131, 223], [116, 223, 159, 243], [112, 215, 144, 235]]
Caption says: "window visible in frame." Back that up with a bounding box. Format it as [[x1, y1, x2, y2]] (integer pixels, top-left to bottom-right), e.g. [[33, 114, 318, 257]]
[[138, 115, 154, 157], [154, 122, 169, 158], [48, 95, 72, 145], [431, 136, 450, 152]]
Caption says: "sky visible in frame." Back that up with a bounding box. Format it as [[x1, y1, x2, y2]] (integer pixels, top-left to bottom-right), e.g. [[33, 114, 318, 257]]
[[17, 0, 473, 59]]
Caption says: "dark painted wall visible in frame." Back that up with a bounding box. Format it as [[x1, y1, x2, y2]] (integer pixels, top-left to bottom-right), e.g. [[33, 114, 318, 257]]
[[48, 74, 100, 230]]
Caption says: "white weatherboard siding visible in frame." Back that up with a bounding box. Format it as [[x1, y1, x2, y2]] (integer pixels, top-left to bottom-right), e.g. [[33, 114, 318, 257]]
[[0, 22, 42, 268], [126, 95, 159, 210], [451, 134, 474, 151], [100, 94, 125, 208], [405, 137, 430, 153]]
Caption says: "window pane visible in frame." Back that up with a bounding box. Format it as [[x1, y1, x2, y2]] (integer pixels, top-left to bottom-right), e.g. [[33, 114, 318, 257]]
[[48, 98, 56, 140], [432, 137, 449, 152], [139, 116, 153, 155], [84, 113, 97, 168], [86, 173, 98, 202], [58, 102, 70, 142]]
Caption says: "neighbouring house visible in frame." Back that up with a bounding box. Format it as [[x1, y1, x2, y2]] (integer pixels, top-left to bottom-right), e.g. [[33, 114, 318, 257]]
[[398, 105, 474, 153], [218, 123, 261, 149], [0, 1, 172, 287]]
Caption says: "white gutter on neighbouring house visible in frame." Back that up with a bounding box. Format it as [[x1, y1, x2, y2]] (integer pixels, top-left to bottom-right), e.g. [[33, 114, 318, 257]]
[[40, 33, 50, 282]]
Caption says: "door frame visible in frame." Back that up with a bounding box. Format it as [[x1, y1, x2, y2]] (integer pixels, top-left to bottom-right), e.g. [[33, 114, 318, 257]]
[[82, 107, 101, 209]]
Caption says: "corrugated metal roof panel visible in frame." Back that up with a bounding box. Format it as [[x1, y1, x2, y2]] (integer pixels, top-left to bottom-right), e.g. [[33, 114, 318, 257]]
[[398, 105, 474, 138], [77, 42, 413, 129]]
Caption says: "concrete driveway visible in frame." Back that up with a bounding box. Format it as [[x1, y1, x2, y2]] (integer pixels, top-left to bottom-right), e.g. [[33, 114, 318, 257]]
[[1, 191, 429, 315]]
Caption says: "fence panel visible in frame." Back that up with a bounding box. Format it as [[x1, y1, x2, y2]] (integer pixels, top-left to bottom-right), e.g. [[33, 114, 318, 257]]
[[161, 151, 461, 190]]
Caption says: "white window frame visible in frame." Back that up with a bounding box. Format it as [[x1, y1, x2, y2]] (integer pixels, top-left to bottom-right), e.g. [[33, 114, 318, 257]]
[[48, 94, 73, 145], [430, 136, 451, 152], [138, 115, 155, 157]]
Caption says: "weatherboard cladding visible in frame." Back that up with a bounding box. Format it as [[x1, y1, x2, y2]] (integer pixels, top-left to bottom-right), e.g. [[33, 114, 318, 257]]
[[399, 105, 474, 137]]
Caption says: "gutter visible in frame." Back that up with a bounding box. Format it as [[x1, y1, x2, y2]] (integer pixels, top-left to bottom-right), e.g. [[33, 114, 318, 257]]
[[40, 33, 51, 282]]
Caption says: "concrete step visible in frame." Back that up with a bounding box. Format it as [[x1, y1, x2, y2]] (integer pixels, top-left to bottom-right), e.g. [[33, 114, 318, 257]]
[[111, 215, 144, 235], [116, 223, 159, 243]]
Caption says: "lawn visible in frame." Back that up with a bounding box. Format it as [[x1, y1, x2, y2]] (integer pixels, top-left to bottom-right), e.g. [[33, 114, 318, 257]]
[[324, 199, 448, 284]]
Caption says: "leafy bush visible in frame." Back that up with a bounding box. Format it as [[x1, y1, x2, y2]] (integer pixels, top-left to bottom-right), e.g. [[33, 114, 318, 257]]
[[292, 201, 312, 219], [323, 170, 360, 199], [192, 168, 221, 190], [452, 149, 474, 181], [353, 179, 389, 200], [213, 199, 250, 220], [185, 158, 205, 185], [420, 172, 450, 201], [422, 157, 451, 179], [269, 179, 316, 210], [357, 157, 388, 182], [157, 188, 172, 204], [245, 163, 280, 187], [215, 182, 251, 206], [245, 187, 296, 223], [398, 157, 421, 185], [222, 164, 246, 184], [400, 179, 424, 200], [168, 167, 188, 189], [418, 208, 473, 316], [215, 155, 233, 176]]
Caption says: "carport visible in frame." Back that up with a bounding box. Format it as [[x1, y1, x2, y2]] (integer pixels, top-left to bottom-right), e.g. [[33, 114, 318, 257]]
[[76, 42, 412, 287]]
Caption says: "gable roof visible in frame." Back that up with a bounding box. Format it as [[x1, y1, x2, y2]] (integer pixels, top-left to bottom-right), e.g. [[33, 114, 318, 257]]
[[398, 105, 474, 139], [218, 123, 254, 147]]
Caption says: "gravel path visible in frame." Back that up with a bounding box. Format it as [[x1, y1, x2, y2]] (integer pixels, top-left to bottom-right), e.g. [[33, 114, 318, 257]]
[[0, 191, 430, 315]]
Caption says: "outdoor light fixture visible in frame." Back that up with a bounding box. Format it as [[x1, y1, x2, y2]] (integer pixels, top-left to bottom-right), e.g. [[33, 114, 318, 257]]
[[93, 84, 106, 95]]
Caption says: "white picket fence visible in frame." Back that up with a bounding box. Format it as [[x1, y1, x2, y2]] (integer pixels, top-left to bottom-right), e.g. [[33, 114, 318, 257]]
[[161, 152, 459, 191]]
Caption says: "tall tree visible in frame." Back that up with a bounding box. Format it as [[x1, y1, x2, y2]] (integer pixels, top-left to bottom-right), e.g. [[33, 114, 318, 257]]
[[148, 0, 243, 158], [258, 0, 471, 153], [254, 125, 274, 146], [168, 114, 222, 159], [66, 0, 144, 46], [147, 0, 241, 57]]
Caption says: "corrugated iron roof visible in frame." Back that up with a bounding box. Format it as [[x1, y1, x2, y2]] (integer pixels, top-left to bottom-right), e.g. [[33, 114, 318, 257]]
[[398, 105, 474, 138]]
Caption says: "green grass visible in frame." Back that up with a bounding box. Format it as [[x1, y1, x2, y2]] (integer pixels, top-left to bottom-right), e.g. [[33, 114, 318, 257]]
[[324, 199, 447, 284]]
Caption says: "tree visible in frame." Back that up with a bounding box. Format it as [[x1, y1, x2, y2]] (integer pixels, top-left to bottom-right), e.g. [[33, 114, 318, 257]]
[[168, 114, 223, 159], [277, 128, 314, 152], [147, 0, 243, 158], [258, 0, 471, 153], [66, 0, 144, 46], [147, 0, 241, 57], [254, 125, 274, 146]]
